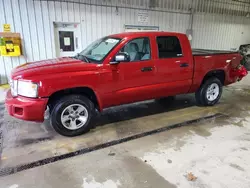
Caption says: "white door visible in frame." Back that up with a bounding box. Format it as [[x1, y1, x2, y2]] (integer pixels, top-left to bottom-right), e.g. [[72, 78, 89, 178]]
[[54, 23, 81, 57]]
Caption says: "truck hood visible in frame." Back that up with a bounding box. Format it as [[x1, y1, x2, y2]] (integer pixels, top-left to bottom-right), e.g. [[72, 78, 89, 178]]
[[11, 57, 99, 79]]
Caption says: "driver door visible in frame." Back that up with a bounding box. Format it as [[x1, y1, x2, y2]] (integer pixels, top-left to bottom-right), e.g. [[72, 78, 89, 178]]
[[111, 37, 157, 105]]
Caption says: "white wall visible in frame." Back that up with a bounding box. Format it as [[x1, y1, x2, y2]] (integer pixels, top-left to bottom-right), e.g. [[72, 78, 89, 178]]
[[192, 13, 250, 50], [0, 0, 250, 84]]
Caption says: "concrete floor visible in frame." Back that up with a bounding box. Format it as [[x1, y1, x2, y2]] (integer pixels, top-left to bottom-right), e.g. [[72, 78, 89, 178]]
[[0, 75, 250, 188]]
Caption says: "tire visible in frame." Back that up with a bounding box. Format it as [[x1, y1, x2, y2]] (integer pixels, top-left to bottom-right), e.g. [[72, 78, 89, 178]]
[[195, 77, 223, 106], [50, 95, 95, 137]]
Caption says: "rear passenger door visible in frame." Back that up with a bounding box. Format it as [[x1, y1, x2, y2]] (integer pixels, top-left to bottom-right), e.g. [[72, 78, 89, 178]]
[[155, 36, 193, 95]]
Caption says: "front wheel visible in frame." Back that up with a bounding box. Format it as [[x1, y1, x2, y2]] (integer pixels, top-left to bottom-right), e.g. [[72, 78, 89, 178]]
[[195, 77, 223, 106], [50, 95, 95, 137]]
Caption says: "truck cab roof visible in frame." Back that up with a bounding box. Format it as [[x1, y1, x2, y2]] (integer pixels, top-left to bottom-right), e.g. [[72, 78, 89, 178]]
[[109, 31, 186, 39]]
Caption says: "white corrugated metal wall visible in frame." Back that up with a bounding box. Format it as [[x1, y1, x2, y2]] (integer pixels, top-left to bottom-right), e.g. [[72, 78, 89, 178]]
[[192, 0, 250, 50], [0, 0, 250, 84]]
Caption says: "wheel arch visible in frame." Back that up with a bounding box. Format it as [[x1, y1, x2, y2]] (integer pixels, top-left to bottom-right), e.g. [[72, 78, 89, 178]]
[[201, 69, 226, 86], [47, 87, 102, 111]]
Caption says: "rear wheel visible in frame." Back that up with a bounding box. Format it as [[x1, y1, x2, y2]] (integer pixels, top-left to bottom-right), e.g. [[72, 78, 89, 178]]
[[195, 77, 223, 106], [50, 95, 94, 137]]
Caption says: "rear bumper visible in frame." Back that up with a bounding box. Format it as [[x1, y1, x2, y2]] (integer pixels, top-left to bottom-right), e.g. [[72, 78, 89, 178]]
[[232, 65, 248, 80], [5, 90, 48, 122], [226, 65, 248, 85]]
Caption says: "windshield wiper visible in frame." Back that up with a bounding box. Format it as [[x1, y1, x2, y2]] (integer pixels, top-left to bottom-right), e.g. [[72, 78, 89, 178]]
[[73, 54, 90, 63], [81, 55, 90, 63]]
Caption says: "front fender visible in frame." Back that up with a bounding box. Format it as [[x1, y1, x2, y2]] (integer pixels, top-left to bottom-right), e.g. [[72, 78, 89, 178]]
[[30, 71, 104, 110]]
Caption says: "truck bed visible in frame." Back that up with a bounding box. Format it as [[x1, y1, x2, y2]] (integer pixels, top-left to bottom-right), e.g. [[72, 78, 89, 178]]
[[192, 48, 237, 56]]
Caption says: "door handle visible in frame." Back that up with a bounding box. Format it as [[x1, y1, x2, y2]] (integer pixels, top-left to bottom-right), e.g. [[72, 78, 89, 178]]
[[141, 67, 153, 72], [180, 63, 189, 67]]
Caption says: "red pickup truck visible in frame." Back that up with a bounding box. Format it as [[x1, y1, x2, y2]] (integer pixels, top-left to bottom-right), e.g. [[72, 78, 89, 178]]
[[6, 32, 247, 136]]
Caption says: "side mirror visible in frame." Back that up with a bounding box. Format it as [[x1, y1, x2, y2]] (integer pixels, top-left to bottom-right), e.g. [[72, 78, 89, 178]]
[[110, 52, 130, 65]]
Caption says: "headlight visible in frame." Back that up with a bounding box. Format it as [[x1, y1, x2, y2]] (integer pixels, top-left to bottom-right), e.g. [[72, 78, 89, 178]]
[[17, 80, 38, 98]]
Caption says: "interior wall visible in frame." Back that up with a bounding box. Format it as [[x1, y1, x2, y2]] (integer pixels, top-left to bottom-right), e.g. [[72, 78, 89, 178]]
[[0, 0, 250, 84], [192, 13, 250, 50]]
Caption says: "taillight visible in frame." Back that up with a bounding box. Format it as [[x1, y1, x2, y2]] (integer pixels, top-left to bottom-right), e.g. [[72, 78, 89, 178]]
[[230, 65, 248, 81]]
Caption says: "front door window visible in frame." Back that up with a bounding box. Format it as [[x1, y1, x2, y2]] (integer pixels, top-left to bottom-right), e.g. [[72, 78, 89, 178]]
[[120, 37, 151, 62]]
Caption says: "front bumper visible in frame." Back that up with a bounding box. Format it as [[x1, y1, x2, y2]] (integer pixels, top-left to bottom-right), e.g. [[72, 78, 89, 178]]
[[5, 90, 48, 122]]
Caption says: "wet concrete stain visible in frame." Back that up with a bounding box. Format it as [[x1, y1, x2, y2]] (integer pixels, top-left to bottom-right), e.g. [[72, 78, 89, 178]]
[[240, 147, 248, 151], [229, 163, 245, 171], [58, 144, 75, 153], [17, 136, 53, 147], [43, 120, 57, 132], [0, 114, 222, 177], [3, 86, 248, 153], [122, 156, 177, 188], [191, 126, 212, 137], [231, 118, 247, 127], [1, 86, 250, 178], [41, 161, 81, 188], [108, 151, 116, 156], [0, 103, 4, 111], [94, 94, 196, 128], [1, 112, 57, 149], [114, 120, 142, 138], [200, 170, 209, 175], [174, 139, 186, 151], [239, 88, 250, 94], [241, 138, 250, 142]]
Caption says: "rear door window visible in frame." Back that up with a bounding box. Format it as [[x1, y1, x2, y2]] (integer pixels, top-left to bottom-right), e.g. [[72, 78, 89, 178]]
[[156, 36, 183, 58]]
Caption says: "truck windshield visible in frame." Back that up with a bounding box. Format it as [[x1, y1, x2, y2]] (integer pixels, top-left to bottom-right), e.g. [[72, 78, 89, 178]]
[[78, 37, 121, 62]]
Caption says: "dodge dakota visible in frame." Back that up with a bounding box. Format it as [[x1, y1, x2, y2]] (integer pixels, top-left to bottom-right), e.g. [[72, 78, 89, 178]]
[[6, 32, 247, 136]]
